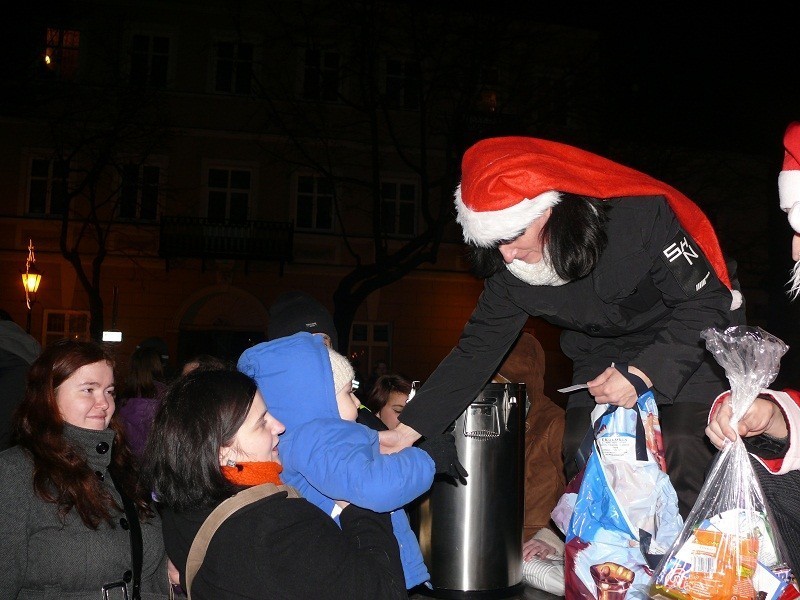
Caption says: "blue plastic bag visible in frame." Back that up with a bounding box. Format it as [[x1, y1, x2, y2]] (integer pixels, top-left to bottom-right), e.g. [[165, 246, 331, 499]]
[[552, 392, 683, 599]]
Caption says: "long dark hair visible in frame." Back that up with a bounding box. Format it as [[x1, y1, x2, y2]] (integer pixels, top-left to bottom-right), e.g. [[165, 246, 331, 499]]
[[466, 194, 610, 280], [141, 368, 256, 511], [121, 345, 164, 402], [13, 338, 151, 528]]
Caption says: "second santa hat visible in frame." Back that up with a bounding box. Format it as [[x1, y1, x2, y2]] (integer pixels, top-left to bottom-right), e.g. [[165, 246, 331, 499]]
[[779, 121, 800, 234]]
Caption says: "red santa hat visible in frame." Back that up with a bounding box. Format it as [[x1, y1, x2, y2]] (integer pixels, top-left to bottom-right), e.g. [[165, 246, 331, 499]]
[[455, 136, 739, 305], [779, 121, 800, 234]]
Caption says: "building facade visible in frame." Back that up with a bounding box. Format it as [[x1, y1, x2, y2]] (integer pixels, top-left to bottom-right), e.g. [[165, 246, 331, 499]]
[[1, 0, 603, 393]]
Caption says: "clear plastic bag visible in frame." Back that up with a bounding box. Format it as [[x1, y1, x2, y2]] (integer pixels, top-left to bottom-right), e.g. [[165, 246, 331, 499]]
[[650, 325, 795, 600]]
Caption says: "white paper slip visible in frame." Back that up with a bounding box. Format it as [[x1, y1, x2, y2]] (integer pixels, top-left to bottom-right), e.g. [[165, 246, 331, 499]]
[[557, 383, 589, 394]]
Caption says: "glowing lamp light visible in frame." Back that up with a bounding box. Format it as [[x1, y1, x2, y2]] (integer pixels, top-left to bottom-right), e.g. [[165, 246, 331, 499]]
[[21, 269, 42, 294]]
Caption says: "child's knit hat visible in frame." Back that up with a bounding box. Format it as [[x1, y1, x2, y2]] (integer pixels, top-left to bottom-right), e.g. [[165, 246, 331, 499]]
[[328, 348, 355, 394]]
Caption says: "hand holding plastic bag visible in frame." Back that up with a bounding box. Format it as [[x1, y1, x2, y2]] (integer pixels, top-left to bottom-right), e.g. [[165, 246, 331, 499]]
[[651, 326, 795, 600], [552, 391, 683, 599]]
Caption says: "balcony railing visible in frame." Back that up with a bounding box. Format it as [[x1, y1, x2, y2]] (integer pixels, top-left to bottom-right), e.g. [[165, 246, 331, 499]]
[[159, 216, 293, 272]]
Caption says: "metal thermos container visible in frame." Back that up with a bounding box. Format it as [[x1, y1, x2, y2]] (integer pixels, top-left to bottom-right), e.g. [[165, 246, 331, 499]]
[[411, 382, 527, 598]]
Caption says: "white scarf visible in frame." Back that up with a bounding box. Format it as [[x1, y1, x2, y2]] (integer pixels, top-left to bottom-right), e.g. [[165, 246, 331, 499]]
[[506, 252, 569, 287]]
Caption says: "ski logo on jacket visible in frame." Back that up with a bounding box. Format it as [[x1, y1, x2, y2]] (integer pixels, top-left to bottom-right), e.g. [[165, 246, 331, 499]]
[[661, 232, 712, 297]]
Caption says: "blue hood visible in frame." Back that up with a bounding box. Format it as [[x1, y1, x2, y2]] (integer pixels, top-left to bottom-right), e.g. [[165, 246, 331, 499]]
[[237, 332, 340, 430]]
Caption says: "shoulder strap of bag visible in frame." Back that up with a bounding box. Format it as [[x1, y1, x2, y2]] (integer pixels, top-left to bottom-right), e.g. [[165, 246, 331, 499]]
[[109, 472, 143, 600], [185, 483, 300, 599]]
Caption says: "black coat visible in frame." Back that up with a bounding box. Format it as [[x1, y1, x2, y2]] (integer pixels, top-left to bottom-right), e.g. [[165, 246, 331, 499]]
[[402, 196, 746, 438], [161, 490, 407, 600]]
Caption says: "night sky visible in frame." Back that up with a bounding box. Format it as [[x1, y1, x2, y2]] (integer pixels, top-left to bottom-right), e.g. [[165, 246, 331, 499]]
[[556, 4, 800, 158]]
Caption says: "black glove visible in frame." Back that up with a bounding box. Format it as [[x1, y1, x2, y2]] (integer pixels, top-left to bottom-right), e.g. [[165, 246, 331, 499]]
[[417, 433, 468, 482]]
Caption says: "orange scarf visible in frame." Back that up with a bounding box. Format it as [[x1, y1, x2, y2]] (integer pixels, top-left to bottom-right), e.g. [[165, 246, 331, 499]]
[[221, 461, 283, 486]]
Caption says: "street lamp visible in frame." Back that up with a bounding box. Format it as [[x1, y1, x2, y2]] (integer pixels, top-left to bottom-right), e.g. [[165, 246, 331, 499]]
[[21, 239, 42, 334]]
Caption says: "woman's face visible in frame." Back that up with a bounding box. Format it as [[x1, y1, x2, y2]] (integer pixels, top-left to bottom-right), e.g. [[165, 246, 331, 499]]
[[55, 360, 116, 430], [378, 390, 407, 430], [220, 391, 285, 465], [498, 208, 551, 264]]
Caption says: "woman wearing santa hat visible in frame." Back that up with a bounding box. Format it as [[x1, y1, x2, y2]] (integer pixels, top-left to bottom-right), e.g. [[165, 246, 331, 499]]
[[779, 121, 800, 298], [381, 135, 746, 518]]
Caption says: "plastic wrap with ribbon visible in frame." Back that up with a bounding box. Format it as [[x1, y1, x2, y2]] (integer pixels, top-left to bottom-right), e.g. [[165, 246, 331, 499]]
[[650, 326, 799, 600]]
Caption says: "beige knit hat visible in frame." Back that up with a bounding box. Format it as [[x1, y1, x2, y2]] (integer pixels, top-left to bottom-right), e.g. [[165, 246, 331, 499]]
[[328, 348, 355, 394]]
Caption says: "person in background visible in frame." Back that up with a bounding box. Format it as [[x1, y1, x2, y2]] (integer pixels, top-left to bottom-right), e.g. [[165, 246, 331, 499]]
[[0, 338, 168, 599], [702, 122, 800, 575], [266, 290, 386, 431], [705, 390, 800, 573], [366, 373, 412, 430], [778, 121, 800, 298], [493, 331, 566, 596], [117, 345, 167, 460], [381, 135, 745, 519], [180, 353, 231, 375], [137, 337, 175, 383], [142, 368, 407, 599], [0, 309, 41, 450], [364, 359, 389, 398], [267, 290, 338, 350], [238, 332, 465, 591]]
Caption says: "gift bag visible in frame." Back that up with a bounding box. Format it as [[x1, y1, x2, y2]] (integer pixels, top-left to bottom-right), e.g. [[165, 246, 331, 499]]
[[551, 391, 683, 599], [650, 325, 798, 600]]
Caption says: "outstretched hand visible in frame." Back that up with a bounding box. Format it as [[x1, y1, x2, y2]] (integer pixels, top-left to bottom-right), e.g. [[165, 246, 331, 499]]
[[378, 422, 421, 455]]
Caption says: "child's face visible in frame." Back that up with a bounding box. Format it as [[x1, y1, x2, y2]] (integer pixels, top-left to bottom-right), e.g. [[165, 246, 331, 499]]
[[335, 381, 360, 421]]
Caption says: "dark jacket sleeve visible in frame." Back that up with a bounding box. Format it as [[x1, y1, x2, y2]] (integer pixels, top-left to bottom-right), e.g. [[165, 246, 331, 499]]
[[399, 278, 530, 437]]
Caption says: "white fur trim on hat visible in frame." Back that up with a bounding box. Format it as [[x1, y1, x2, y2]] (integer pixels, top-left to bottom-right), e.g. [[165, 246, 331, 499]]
[[779, 170, 800, 219], [454, 184, 561, 247], [327, 348, 355, 394]]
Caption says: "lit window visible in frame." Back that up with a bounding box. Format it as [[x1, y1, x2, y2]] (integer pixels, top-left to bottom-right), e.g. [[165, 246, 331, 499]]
[[44, 310, 91, 347], [44, 27, 80, 80], [475, 64, 499, 113]]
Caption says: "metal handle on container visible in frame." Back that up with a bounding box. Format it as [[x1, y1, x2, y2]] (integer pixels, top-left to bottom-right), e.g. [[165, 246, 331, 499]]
[[463, 399, 501, 439]]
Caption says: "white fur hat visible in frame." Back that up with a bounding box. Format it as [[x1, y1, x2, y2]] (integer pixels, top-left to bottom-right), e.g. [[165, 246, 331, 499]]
[[327, 348, 355, 394]]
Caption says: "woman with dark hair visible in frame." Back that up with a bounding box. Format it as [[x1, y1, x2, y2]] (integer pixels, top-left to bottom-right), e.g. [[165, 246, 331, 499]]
[[118, 345, 167, 459], [366, 373, 413, 430], [382, 136, 747, 520], [142, 368, 406, 599], [0, 338, 168, 599]]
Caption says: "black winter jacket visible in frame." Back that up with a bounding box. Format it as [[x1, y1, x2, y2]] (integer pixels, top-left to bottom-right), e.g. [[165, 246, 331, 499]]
[[161, 490, 407, 600], [401, 196, 746, 438]]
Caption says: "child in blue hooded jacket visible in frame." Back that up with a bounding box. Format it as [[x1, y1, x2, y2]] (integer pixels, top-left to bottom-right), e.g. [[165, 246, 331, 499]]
[[238, 332, 455, 590]]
